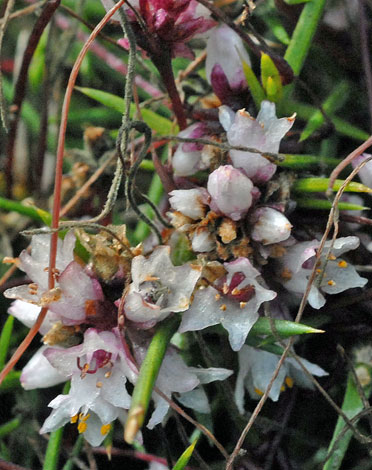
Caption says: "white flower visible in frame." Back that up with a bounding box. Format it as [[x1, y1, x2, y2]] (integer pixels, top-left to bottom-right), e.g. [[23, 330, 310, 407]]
[[235, 345, 328, 408], [179, 258, 277, 351], [222, 101, 295, 183], [277, 236, 368, 309], [207, 165, 254, 221], [132, 346, 232, 429], [40, 328, 135, 447], [8, 299, 53, 335], [206, 24, 250, 92], [352, 153, 372, 189], [251, 207, 292, 245], [169, 188, 209, 220], [172, 123, 209, 176], [21, 346, 68, 390], [124, 246, 202, 326], [4, 232, 102, 325]]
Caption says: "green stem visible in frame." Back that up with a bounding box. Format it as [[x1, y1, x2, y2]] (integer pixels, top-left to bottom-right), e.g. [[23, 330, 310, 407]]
[[43, 427, 64, 470], [0, 418, 21, 439], [124, 315, 181, 443]]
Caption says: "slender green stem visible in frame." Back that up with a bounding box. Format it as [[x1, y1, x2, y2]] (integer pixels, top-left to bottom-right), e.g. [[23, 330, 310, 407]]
[[0, 418, 21, 439], [62, 435, 84, 470], [43, 427, 64, 470], [124, 315, 181, 443]]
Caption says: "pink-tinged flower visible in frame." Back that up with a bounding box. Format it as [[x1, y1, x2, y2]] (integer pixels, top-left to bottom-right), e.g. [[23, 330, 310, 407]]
[[21, 346, 68, 390], [8, 300, 53, 335], [251, 207, 292, 245], [133, 345, 232, 428], [124, 246, 202, 326], [221, 101, 295, 183], [277, 236, 368, 309], [169, 188, 209, 219], [172, 123, 210, 176], [4, 232, 103, 325], [235, 345, 328, 406], [206, 25, 250, 93], [352, 153, 372, 189], [207, 165, 254, 221], [179, 258, 277, 351], [40, 328, 135, 447]]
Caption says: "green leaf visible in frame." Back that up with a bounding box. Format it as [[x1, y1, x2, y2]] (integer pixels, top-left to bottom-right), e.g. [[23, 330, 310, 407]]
[[241, 59, 266, 108], [0, 371, 21, 394], [43, 427, 64, 470], [279, 154, 341, 169], [296, 199, 368, 211], [75, 87, 174, 135], [324, 371, 372, 470], [282, 100, 369, 141], [173, 439, 198, 470], [260, 53, 283, 102], [0, 316, 14, 371], [249, 317, 324, 338], [284, 0, 326, 76], [264, 16, 290, 45], [0, 197, 47, 222], [0, 418, 21, 439], [124, 316, 181, 443], [293, 178, 372, 194], [300, 81, 350, 142]]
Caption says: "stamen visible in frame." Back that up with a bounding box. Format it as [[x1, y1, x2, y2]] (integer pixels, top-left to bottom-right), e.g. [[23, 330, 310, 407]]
[[215, 293, 221, 301], [70, 414, 78, 424], [328, 254, 336, 261], [220, 304, 227, 311], [254, 387, 263, 396], [327, 280, 336, 286], [338, 260, 348, 268], [105, 371, 112, 378], [240, 302, 247, 309], [222, 283, 229, 294], [280, 384, 286, 392], [96, 381, 103, 388], [77, 421, 87, 433], [285, 376, 294, 388], [100, 423, 112, 435]]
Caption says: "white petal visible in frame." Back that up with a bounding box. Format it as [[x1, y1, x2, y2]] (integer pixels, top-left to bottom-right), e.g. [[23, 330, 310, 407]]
[[21, 346, 68, 390]]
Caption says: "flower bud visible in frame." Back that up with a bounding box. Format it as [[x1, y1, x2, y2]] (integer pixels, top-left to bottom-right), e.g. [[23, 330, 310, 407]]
[[169, 188, 209, 220], [207, 165, 253, 221], [206, 25, 250, 92], [172, 123, 209, 176], [251, 207, 292, 245], [352, 153, 372, 189]]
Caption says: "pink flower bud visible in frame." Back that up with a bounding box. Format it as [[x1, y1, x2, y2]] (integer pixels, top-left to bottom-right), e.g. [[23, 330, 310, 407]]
[[206, 25, 250, 92], [251, 207, 292, 245], [207, 165, 253, 221]]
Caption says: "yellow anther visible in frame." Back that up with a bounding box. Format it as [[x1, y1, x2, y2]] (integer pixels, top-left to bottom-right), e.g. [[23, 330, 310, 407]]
[[327, 280, 336, 286], [231, 288, 241, 296], [100, 424, 112, 435], [215, 293, 221, 301], [70, 414, 78, 424], [254, 387, 264, 396], [338, 260, 348, 268], [285, 376, 294, 388], [222, 283, 229, 294], [328, 254, 336, 261], [77, 421, 88, 434], [220, 304, 227, 311], [280, 384, 286, 392], [79, 413, 90, 422], [240, 302, 247, 309], [316, 269, 322, 274], [105, 371, 112, 378], [96, 381, 103, 388]]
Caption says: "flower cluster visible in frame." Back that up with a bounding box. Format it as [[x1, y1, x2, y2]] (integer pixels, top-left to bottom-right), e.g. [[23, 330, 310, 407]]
[[3, 2, 370, 458]]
